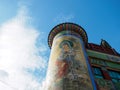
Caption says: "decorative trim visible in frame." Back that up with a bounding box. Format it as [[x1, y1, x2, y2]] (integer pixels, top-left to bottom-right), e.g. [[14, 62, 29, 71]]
[[48, 22, 88, 48]]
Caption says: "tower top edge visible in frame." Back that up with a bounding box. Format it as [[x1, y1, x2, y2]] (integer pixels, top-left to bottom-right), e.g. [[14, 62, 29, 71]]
[[48, 22, 88, 48]]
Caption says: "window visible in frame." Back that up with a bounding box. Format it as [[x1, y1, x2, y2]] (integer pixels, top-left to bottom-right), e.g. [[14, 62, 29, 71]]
[[108, 70, 120, 83], [92, 67, 104, 79]]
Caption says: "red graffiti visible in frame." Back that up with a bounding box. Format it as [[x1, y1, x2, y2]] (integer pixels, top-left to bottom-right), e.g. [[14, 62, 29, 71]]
[[56, 60, 69, 78]]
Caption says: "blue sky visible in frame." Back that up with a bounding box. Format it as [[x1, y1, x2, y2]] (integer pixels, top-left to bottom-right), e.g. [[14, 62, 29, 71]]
[[0, 0, 120, 90], [0, 0, 120, 50]]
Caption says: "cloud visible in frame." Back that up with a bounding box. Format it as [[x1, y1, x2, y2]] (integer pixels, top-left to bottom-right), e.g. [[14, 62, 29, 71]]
[[0, 5, 48, 90], [54, 13, 74, 23]]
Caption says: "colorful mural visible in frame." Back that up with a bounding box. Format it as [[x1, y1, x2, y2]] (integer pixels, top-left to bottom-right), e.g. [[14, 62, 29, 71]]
[[87, 50, 120, 63], [88, 50, 120, 90], [90, 59, 105, 66], [90, 58, 120, 70], [46, 33, 94, 90]]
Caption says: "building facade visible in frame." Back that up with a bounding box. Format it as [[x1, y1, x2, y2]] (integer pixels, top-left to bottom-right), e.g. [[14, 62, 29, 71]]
[[47, 23, 120, 90]]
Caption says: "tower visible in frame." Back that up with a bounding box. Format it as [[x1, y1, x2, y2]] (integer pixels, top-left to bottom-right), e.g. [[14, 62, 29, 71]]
[[46, 23, 97, 90]]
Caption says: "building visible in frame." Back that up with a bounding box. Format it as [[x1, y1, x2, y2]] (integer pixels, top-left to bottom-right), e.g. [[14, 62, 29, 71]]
[[46, 23, 120, 90]]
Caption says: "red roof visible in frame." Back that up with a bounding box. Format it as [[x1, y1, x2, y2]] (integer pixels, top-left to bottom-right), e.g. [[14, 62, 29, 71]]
[[86, 43, 120, 56]]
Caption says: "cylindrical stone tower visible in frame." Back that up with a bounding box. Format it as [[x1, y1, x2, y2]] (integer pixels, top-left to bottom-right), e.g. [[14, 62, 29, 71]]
[[46, 23, 96, 90]]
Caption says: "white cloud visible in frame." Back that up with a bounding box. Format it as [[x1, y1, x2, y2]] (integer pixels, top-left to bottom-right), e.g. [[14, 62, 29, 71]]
[[0, 5, 47, 90]]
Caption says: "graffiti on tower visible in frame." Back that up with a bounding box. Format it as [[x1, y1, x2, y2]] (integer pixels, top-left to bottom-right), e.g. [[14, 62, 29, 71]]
[[47, 34, 93, 90]]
